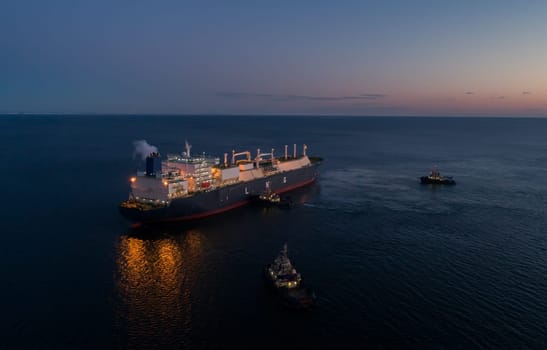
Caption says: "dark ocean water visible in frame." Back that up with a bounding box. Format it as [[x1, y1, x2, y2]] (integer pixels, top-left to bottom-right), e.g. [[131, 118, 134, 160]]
[[1, 115, 546, 349]]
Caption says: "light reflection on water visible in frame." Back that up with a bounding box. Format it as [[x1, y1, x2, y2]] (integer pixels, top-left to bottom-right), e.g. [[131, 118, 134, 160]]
[[114, 230, 204, 349]]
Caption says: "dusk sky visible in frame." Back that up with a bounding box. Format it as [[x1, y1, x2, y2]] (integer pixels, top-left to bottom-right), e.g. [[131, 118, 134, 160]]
[[2, 0, 547, 116]]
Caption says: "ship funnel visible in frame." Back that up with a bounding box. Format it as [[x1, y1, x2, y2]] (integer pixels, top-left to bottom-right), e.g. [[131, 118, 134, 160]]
[[293, 144, 296, 159], [284, 145, 288, 160], [145, 152, 162, 177], [224, 153, 228, 167]]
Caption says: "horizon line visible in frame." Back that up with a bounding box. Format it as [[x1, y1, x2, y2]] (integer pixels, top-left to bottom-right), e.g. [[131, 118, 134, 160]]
[[2, 112, 547, 119]]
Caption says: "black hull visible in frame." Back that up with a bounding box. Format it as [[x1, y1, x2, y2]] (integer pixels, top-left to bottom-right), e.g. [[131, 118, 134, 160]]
[[263, 265, 316, 309], [251, 196, 294, 209], [420, 176, 456, 185], [119, 163, 319, 223]]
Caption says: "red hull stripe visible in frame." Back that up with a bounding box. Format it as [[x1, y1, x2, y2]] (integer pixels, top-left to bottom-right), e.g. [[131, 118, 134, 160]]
[[147, 176, 317, 224]]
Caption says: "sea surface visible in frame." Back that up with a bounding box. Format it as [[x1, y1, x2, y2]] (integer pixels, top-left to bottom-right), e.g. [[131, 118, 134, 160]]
[[1, 115, 546, 349]]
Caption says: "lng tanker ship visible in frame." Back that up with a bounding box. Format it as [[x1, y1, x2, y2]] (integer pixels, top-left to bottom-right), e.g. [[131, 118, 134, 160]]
[[119, 142, 321, 223]]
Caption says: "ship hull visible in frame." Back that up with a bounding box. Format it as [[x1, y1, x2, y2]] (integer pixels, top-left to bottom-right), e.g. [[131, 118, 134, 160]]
[[420, 176, 456, 185], [119, 163, 319, 223]]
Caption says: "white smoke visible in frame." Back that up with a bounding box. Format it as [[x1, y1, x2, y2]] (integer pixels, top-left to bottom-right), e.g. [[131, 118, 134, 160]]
[[133, 140, 158, 161]]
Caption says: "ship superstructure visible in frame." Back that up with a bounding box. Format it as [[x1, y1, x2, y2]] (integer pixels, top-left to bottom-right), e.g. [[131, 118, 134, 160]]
[[120, 142, 321, 223]]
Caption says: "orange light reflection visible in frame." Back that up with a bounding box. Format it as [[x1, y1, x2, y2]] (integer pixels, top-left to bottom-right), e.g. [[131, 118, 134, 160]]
[[115, 230, 204, 348]]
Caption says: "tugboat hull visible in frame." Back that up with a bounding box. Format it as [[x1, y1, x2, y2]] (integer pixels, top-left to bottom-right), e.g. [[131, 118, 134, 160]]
[[264, 264, 316, 309], [420, 176, 456, 185]]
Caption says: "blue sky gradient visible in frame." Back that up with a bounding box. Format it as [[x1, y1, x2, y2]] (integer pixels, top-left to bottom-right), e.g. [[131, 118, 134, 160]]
[[2, 0, 547, 116]]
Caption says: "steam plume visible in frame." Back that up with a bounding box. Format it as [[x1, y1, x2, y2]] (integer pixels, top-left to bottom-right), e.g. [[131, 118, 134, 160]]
[[133, 140, 158, 161]]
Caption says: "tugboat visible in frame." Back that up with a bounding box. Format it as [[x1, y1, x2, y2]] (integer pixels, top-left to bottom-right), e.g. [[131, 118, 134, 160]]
[[264, 244, 316, 309], [253, 184, 294, 208], [420, 166, 456, 185], [255, 188, 282, 206]]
